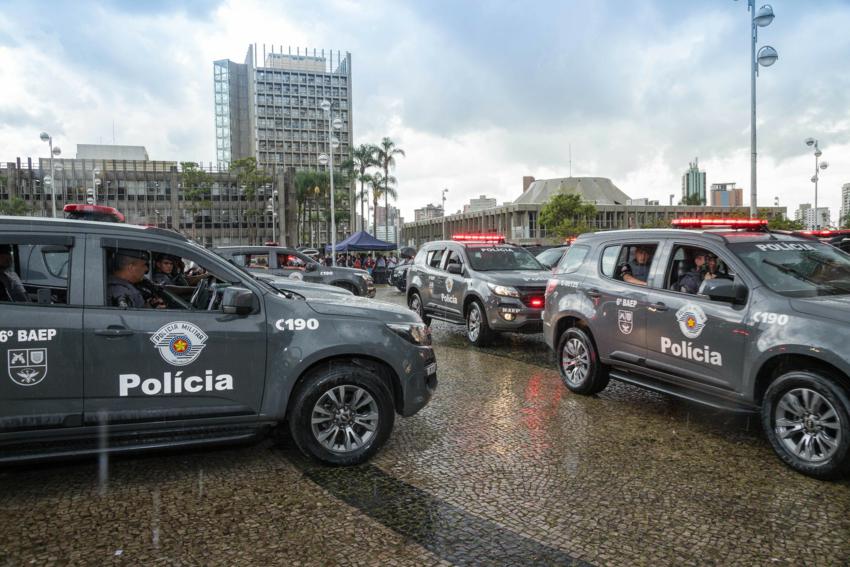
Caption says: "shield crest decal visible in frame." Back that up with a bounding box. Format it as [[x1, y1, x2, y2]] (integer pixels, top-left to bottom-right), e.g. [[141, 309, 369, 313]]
[[617, 310, 633, 335], [8, 348, 48, 386]]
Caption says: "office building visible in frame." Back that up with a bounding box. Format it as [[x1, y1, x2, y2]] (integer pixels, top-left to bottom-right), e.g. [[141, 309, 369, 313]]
[[463, 195, 498, 213], [795, 203, 831, 229], [840, 183, 850, 225], [710, 183, 744, 207], [682, 158, 706, 205], [414, 203, 444, 221], [214, 45, 355, 238]]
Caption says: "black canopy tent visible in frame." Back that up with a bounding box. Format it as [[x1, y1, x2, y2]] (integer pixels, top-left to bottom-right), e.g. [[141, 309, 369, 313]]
[[325, 231, 397, 253]]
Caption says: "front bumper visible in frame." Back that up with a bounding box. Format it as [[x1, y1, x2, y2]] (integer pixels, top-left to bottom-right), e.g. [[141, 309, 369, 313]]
[[487, 299, 544, 333], [399, 345, 437, 417]]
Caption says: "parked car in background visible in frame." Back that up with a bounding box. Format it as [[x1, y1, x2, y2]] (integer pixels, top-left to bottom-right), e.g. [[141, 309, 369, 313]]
[[251, 271, 354, 299], [535, 245, 569, 270]]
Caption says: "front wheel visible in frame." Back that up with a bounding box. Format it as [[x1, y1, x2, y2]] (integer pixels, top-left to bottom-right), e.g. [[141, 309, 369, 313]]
[[288, 363, 395, 466], [557, 327, 609, 395], [762, 371, 850, 480], [466, 300, 493, 346]]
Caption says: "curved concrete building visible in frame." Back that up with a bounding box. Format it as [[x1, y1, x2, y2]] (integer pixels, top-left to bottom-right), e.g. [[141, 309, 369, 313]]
[[514, 176, 630, 206]]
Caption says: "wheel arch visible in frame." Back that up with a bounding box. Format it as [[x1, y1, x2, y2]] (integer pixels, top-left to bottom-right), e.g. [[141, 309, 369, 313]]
[[753, 353, 850, 405], [462, 292, 486, 317], [554, 314, 598, 354]]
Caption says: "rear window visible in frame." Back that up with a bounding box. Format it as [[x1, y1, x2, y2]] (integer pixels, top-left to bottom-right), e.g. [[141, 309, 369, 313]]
[[556, 245, 589, 274]]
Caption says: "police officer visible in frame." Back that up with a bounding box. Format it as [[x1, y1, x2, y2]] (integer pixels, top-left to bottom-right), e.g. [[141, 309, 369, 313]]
[[674, 250, 709, 294], [108, 249, 164, 309], [620, 246, 652, 286], [0, 244, 27, 302], [152, 253, 188, 286]]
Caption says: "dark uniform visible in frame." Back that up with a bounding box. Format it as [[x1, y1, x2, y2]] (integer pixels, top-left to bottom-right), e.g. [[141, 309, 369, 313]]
[[107, 275, 146, 308], [152, 254, 189, 286], [628, 260, 650, 282], [0, 268, 27, 302]]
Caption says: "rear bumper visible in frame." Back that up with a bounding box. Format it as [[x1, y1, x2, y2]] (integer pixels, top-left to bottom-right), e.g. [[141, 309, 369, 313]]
[[399, 346, 437, 417]]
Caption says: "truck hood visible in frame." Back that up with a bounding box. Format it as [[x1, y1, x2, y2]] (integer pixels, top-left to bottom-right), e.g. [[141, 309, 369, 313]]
[[790, 295, 850, 324], [478, 270, 551, 287], [306, 295, 420, 323], [319, 265, 370, 278]]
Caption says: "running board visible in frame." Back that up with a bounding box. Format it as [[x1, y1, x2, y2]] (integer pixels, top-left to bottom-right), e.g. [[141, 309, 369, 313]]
[[609, 371, 757, 414]]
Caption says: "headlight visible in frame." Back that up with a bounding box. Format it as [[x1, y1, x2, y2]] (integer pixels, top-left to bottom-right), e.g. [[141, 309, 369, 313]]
[[488, 283, 519, 297], [387, 323, 431, 345], [356, 273, 373, 282]]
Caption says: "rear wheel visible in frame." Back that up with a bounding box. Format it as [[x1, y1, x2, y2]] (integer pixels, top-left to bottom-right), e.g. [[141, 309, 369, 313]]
[[408, 291, 431, 326], [288, 363, 395, 466], [466, 300, 493, 346], [557, 327, 609, 395], [762, 371, 850, 479], [333, 282, 358, 295]]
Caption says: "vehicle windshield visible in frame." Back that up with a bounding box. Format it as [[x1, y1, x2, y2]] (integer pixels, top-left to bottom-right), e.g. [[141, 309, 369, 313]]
[[729, 241, 850, 297], [535, 247, 566, 268], [466, 245, 545, 271]]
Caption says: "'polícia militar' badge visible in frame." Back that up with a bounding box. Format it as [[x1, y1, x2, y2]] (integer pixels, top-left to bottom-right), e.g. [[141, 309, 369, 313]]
[[150, 321, 208, 366]]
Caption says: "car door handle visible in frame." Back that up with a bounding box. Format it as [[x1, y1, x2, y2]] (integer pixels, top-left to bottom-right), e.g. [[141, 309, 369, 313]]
[[586, 288, 601, 298], [95, 327, 134, 337], [648, 302, 668, 312]]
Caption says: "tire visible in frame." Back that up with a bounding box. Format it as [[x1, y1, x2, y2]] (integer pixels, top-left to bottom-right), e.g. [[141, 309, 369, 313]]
[[408, 290, 431, 326], [288, 362, 395, 466], [557, 327, 609, 395], [333, 282, 358, 296], [466, 300, 493, 347], [761, 371, 850, 480]]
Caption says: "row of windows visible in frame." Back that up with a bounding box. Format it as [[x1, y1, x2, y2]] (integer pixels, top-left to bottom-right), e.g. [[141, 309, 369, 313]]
[[255, 72, 346, 85], [256, 103, 348, 118], [255, 118, 349, 130], [257, 152, 351, 165], [256, 129, 350, 143], [255, 84, 347, 97], [254, 95, 349, 109]]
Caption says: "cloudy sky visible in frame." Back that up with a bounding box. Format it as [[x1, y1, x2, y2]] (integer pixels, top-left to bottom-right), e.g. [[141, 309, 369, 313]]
[[2, 0, 849, 222]]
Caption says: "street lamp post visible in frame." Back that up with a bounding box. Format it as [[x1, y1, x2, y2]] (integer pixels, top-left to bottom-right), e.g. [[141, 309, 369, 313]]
[[39, 132, 62, 217], [91, 168, 101, 206], [266, 189, 279, 243], [318, 99, 344, 267], [441, 188, 449, 239], [736, 2, 778, 217], [804, 138, 829, 229]]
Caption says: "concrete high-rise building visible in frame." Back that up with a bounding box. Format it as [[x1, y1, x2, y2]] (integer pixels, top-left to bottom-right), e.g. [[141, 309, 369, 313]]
[[463, 195, 497, 213], [795, 203, 831, 229], [682, 158, 706, 205], [214, 45, 355, 240], [840, 183, 850, 225], [414, 204, 444, 221], [710, 182, 744, 207]]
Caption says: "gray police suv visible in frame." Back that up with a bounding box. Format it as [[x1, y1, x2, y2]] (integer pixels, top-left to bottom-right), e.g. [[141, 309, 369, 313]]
[[406, 235, 550, 346], [214, 245, 375, 297], [0, 217, 435, 466], [543, 218, 850, 479]]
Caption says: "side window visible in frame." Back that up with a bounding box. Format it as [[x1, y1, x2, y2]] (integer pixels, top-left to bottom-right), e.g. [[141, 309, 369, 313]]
[[557, 245, 589, 274], [230, 253, 247, 266], [0, 242, 71, 305], [413, 248, 428, 266], [427, 248, 445, 269], [246, 253, 270, 269], [445, 250, 464, 268], [277, 253, 306, 268], [665, 245, 735, 294], [600, 245, 621, 278]]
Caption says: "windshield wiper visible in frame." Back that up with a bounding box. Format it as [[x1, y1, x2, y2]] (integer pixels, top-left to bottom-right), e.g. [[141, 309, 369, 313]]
[[762, 258, 850, 295]]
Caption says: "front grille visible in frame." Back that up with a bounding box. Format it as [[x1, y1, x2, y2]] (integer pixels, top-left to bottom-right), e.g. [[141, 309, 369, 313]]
[[516, 286, 546, 309]]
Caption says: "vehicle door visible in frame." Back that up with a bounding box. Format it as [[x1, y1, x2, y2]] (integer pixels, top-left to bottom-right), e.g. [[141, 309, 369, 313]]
[[589, 241, 659, 366], [0, 234, 85, 433], [422, 246, 446, 315], [643, 242, 750, 393], [439, 246, 467, 320], [275, 251, 321, 282], [82, 235, 267, 426]]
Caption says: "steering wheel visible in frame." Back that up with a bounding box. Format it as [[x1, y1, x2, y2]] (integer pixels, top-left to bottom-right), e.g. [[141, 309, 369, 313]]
[[190, 275, 214, 310]]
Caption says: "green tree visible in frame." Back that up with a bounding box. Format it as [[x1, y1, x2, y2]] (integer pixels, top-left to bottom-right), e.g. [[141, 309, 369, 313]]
[[0, 197, 31, 216], [180, 162, 211, 240], [539, 193, 597, 238], [641, 217, 671, 229], [764, 214, 805, 231], [842, 213, 850, 229], [375, 137, 405, 238], [230, 157, 272, 244], [679, 194, 705, 206], [369, 172, 397, 236], [346, 144, 379, 232]]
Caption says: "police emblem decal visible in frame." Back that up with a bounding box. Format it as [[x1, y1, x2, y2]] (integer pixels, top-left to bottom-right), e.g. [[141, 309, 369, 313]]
[[8, 348, 48, 386], [617, 310, 633, 335], [445, 278, 454, 293], [150, 321, 208, 366], [676, 304, 707, 339]]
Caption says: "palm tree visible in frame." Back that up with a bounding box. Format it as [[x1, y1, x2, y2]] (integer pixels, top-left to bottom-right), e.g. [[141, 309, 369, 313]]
[[349, 144, 379, 232], [369, 172, 397, 237], [375, 137, 405, 238]]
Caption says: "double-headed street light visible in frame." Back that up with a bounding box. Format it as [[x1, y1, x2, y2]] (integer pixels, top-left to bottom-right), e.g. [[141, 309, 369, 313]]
[[735, 2, 778, 217], [804, 138, 829, 229], [318, 98, 344, 267], [441, 188, 449, 239], [39, 132, 62, 217], [265, 189, 279, 243]]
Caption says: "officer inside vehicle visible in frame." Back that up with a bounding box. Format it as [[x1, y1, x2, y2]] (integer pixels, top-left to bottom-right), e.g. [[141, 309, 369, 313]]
[[620, 245, 653, 286], [108, 249, 165, 309], [704, 253, 731, 280], [673, 250, 709, 294], [0, 244, 27, 302], [152, 253, 187, 286]]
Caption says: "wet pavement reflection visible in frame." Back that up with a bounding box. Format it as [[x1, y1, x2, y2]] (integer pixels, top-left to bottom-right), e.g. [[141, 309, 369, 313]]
[[1, 286, 849, 566]]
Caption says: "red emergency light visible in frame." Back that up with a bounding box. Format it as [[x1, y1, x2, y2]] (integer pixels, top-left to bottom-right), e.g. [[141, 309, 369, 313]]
[[671, 218, 767, 229], [528, 297, 545, 308], [797, 229, 850, 237], [63, 204, 125, 223], [452, 233, 506, 244]]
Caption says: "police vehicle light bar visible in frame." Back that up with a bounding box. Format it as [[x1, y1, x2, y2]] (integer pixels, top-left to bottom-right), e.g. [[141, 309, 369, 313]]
[[63, 204, 126, 222], [452, 233, 506, 243], [671, 218, 767, 229], [797, 229, 850, 237]]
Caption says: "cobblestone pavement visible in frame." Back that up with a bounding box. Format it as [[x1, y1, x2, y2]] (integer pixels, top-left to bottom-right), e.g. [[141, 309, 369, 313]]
[[1, 286, 849, 566]]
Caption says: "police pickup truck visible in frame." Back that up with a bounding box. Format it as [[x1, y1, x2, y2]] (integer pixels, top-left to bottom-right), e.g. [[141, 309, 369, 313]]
[[406, 234, 550, 345], [543, 218, 850, 479], [214, 245, 375, 297], [0, 217, 436, 466]]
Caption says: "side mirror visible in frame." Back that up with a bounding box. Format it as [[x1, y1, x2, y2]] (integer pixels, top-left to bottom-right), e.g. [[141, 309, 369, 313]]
[[305, 263, 318, 272], [221, 286, 256, 315], [700, 278, 747, 304], [446, 263, 463, 275]]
